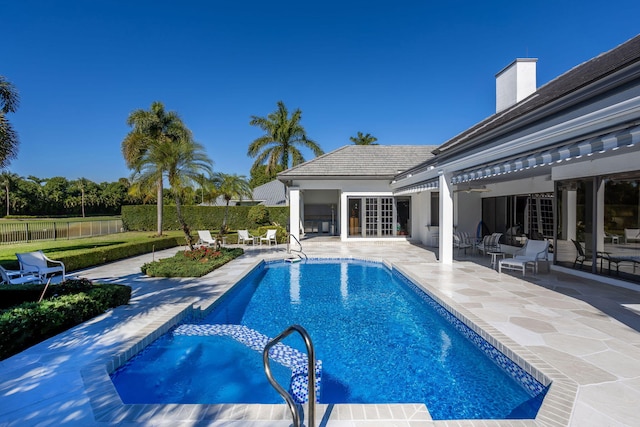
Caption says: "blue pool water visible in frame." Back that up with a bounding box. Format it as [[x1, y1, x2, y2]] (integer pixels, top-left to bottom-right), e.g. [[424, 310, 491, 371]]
[[111, 259, 547, 420]]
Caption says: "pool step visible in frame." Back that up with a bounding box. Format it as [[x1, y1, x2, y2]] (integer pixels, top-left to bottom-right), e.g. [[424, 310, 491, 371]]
[[173, 324, 321, 403]]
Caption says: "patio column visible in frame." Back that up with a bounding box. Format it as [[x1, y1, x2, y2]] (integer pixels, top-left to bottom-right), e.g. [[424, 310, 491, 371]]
[[562, 189, 577, 241], [289, 187, 301, 243], [439, 172, 454, 264]]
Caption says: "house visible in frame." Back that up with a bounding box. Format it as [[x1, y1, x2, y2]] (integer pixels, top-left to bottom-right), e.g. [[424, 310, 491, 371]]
[[278, 145, 437, 238], [280, 33, 640, 285]]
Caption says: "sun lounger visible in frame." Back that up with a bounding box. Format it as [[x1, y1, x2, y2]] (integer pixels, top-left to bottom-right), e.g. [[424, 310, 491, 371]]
[[499, 240, 549, 276], [0, 266, 41, 285], [16, 250, 65, 282]]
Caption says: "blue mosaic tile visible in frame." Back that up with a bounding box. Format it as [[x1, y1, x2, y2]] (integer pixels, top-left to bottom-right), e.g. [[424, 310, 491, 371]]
[[174, 324, 322, 403]]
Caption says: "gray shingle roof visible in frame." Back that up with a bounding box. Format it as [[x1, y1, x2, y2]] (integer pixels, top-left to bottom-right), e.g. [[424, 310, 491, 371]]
[[278, 145, 438, 179], [434, 34, 640, 157], [252, 179, 287, 206]]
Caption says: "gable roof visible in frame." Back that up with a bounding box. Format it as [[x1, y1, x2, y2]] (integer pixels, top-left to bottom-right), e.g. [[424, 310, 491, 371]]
[[252, 179, 287, 206], [434, 34, 640, 158], [278, 145, 438, 180]]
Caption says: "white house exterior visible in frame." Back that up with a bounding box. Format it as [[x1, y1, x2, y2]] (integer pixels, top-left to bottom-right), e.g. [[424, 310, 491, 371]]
[[278, 145, 436, 242], [280, 34, 640, 285]]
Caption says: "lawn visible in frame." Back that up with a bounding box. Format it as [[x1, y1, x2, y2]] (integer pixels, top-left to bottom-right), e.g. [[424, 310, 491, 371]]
[[0, 231, 186, 269]]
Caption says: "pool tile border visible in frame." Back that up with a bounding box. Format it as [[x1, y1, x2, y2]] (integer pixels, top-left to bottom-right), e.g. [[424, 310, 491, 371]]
[[81, 256, 577, 426]]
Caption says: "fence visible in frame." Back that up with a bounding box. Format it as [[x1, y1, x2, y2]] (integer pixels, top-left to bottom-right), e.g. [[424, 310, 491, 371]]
[[0, 219, 124, 245]]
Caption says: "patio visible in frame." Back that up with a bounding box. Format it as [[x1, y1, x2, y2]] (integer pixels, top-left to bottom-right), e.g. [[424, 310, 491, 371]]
[[0, 240, 639, 426]]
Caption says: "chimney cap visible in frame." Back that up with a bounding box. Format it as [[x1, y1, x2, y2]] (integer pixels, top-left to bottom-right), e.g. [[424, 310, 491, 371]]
[[495, 58, 538, 78]]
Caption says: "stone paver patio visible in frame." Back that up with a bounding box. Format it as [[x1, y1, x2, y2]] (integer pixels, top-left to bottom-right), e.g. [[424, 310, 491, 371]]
[[0, 239, 639, 426]]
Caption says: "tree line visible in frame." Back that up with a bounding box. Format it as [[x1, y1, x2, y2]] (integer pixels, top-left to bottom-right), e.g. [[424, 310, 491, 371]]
[[1, 74, 379, 245], [0, 173, 142, 217]]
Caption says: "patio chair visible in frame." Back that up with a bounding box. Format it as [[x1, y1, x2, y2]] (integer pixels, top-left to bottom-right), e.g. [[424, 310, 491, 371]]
[[571, 239, 587, 269], [16, 250, 65, 282], [453, 233, 472, 255], [477, 233, 502, 255], [259, 229, 278, 246], [0, 266, 41, 285], [237, 229, 255, 245], [572, 239, 611, 272], [498, 240, 549, 276], [197, 230, 217, 247]]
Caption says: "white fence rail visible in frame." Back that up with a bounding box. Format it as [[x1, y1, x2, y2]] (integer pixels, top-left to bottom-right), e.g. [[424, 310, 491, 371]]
[[0, 219, 124, 244]]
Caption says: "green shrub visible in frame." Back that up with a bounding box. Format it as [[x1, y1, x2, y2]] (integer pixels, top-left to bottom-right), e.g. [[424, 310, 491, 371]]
[[0, 280, 132, 360], [254, 225, 288, 244], [248, 205, 270, 225], [141, 247, 244, 277]]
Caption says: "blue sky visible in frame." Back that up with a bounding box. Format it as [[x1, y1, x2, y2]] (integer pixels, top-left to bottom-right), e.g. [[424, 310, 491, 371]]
[[3, 0, 639, 183]]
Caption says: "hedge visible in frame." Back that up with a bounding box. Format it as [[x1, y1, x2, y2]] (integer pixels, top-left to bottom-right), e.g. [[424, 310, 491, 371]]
[[43, 235, 183, 272], [121, 205, 289, 232], [0, 279, 132, 360]]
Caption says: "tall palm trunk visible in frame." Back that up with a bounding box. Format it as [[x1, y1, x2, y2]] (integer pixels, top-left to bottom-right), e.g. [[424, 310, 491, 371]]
[[175, 195, 194, 250], [156, 178, 163, 236]]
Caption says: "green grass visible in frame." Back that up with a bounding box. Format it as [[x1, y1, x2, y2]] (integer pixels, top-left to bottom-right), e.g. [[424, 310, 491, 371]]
[[0, 231, 185, 267]]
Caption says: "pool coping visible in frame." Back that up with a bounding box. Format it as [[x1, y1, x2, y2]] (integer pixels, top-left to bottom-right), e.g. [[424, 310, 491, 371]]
[[81, 257, 577, 426]]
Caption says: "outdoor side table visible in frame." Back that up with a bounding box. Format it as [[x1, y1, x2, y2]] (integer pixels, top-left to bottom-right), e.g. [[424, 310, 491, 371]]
[[488, 251, 505, 269]]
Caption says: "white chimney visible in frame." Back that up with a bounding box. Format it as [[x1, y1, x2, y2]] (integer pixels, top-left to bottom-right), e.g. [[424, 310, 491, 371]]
[[495, 58, 537, 113]]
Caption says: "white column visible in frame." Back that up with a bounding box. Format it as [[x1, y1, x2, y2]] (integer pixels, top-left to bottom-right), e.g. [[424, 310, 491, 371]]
[[596, 179, 605, 251], [564, 189, 577, 241], [439, 173, 454, 264], [340, 192, 348, 241], [289, 188, 301, 242]]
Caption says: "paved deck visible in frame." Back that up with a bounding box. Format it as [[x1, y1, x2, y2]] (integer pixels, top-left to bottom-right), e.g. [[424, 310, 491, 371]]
[[0, 240, 639, 426]]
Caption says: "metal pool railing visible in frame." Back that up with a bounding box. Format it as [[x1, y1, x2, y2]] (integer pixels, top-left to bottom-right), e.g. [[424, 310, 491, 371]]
[[0, 219, 124, 244]]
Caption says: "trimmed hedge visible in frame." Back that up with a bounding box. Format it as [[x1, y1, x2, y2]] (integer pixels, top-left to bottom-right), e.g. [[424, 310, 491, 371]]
[[122, 205, 289, 232], [39, 235, 184, 272], [0, 279, 132, 360]]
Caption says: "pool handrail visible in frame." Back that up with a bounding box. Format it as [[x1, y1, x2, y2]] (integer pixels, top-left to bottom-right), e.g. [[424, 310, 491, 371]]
[[287, 233, 308, 259], [263, 324, 316, 427]]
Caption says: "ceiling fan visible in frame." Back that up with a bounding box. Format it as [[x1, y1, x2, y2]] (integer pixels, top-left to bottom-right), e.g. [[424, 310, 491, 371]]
[[454, 184, 491, 193]]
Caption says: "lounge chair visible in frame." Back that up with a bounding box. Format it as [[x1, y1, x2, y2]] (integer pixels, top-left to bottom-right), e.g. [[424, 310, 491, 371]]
[[624, 228, 640, 244], [237, 229, 255, 245], [498, 240, 549, 276], [16, 250, 65, 282], [197, 230, 218, 247], [259, 229, 278, 246], [0, 266, 41, 285]]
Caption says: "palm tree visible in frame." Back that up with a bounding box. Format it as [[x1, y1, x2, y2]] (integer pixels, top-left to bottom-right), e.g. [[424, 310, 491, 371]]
[[0, 171, 19, 217], [350, 132, 378, 145], [122, 101, 193, 237], [0, 76, 20, 168], [248, 101, 323, 174], [211, 173, 252, 234], [163, 138, 213, 248]]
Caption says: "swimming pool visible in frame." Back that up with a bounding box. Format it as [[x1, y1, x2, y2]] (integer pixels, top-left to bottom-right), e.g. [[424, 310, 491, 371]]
[[111, 259, 548, 420]]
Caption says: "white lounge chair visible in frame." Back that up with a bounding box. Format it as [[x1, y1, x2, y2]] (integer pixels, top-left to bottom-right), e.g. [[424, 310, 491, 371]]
[[197, 230, 217, 247], [237, 229, 255, 245], [499, 240, 549, 276], [259, 229, 278, 246], [0, 266, 41, 285], [16, 250, 65, 282]]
